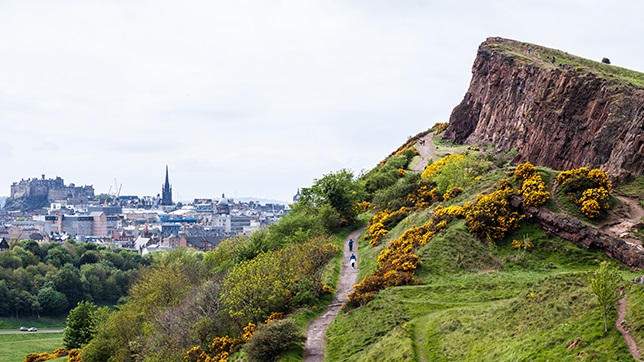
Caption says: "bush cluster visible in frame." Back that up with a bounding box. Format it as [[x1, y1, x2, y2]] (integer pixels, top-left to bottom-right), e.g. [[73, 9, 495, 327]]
[[24, 348, 69, 362], [463, 186, 523, 242], [513, 162, 549, 207], [184, 322, 255, 362], [558, 167, 611, 219], [348, 205, 463, 307], [366, 207, 410, 246], [433, 122, 448, 133], [421, 154, 465, 180], [365, 178, 440, 246]]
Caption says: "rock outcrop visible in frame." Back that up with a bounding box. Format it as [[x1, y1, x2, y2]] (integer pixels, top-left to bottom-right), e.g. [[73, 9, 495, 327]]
[[444, 37, 644, 183], [524, 206, 644, 268]]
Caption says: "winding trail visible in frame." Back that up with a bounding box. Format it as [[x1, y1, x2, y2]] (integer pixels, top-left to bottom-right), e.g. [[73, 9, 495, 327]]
[[303, 229, 362, 362], [412, 133, 436, 173], [616, 292, 641, 361]]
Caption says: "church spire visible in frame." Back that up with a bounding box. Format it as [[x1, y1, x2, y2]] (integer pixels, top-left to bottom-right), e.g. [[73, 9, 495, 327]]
[[161, 165, 173, 206]]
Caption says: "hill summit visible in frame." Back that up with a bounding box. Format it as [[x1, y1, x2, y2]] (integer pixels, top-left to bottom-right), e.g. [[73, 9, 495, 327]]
[[444, 37, 644, 183]]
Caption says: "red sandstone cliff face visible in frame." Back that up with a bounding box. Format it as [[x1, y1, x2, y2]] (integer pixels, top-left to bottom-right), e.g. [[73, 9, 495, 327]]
[[444, 37, 644, 182]]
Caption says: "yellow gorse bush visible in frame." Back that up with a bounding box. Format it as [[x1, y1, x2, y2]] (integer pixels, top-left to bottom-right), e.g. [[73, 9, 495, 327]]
[[421, 154, 465, 179], [521, 175, 549, 207], [366, 207, 412, 245], [463, 187, 523, 241], [513, 162, 537, 181], [354, 201, 371, 213], [557, 166, 611, 219], [433, 122, 448, 133], [512, 239, 534, 250], [184, 322, 256, 362], [24, 348, 70, 362], [512, 162, 550, 207], [348, 204, 463, 307]]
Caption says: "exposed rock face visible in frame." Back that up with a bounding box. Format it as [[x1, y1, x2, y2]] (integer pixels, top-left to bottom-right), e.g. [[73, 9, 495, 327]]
[[524, 206, 644, 268], [444, 37, 644, 183]]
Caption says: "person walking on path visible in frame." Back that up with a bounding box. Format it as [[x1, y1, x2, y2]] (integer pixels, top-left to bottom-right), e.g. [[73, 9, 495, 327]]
[[348, 238, 355, 252], [350, 253, 356, 268], [304, 229, 363, 362]]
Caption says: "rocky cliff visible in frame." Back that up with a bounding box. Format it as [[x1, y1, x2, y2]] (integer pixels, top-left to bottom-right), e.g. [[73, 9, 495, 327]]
[[444, 37, 644, 182]]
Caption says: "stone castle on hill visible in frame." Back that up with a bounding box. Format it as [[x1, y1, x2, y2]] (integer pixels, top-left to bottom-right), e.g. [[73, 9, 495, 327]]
[[3, 175, 94, 211]]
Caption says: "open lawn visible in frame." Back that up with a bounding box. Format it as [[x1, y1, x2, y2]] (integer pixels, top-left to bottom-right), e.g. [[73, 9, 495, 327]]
[[0, 332, 64, 362]]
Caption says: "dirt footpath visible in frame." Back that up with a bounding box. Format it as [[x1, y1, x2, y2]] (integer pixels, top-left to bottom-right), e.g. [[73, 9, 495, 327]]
[[303, 229, 362, 362]]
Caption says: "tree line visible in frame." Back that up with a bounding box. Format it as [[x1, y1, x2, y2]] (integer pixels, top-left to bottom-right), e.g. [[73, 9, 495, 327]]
[[0, 239, 146, 318]]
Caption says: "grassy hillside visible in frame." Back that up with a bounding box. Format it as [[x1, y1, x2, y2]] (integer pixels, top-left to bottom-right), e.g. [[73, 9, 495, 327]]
[[324, 132, 642, 361]]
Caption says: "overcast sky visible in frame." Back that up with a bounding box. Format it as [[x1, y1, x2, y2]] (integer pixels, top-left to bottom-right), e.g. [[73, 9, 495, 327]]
[[1, 0, 642, 203]]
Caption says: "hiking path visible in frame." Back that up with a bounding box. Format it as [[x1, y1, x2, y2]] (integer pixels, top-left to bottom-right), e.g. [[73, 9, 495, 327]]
[[303, 229, 362, 362]]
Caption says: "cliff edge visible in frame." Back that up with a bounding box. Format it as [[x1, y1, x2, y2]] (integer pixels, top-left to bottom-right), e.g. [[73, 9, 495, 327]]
[[444, 37, 644, 183]]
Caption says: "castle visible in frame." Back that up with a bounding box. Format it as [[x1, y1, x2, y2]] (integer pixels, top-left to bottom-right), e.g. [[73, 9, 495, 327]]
[[4, 175, 94, 211]]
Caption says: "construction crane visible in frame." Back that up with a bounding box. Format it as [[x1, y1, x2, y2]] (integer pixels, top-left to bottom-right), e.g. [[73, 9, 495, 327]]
[[102, 179, 122, 207], [114, 178, 123, 200], [103, 185, 112, 206]]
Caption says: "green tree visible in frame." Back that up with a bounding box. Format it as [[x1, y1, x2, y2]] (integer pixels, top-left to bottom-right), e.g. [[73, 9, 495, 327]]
[[54, 264, 85, 306], [63, 301, 98, 349], [590, 261, 624, 332], [222, 249, 292, 324], [0, 281, 12, 316], [37, 286, 69, 315], [300, 169, 362, 227]]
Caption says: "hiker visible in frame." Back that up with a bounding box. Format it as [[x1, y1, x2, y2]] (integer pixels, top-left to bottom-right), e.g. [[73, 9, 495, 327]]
[[350, 253, 356, 268], [348, 238, 355, 252]]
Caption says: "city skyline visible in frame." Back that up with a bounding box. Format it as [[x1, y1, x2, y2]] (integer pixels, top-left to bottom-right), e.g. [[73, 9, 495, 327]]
[[1, 1, 643, 203]]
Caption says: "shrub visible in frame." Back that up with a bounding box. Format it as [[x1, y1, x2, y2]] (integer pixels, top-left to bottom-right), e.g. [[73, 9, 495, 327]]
[[513, 162, 537, 181], [521, 175, 549, 207], [581, 199, 601, 219], [464, 188, 523, 241], [433, 122, 448, 133], [67, 350, 81, 362], [244, 319, 306, 362], [558, 167, 611, 218]]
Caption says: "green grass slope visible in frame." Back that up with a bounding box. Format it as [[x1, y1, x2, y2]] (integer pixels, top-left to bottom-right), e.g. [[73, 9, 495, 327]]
[[324, 136, 643, 361], [326, 220, 634, 361]]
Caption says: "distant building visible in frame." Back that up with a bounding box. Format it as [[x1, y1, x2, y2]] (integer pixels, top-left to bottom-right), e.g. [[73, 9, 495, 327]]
[[214, 214, 258, 235], [0, 237, 9, 251], [161, 166, 173, 206], [43, 212, 118, 240], [179, 235, 222, 252], [4, 175, 94, 211]]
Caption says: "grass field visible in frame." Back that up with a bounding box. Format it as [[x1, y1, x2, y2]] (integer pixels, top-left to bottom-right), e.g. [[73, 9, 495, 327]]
[[0, 332, 64, 362]]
